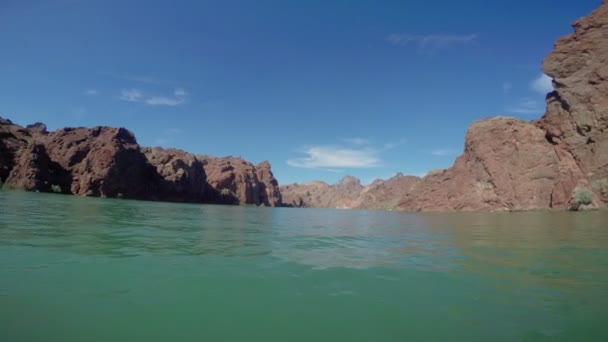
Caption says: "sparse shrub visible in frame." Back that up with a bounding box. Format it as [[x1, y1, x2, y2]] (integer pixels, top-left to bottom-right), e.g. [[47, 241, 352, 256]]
[[51, 184, 62, 193], [569, 187, 593, 211], [574, 187, 593, 205]]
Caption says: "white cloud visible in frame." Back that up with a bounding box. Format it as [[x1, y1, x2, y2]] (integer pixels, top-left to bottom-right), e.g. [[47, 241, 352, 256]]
[[387, 33, 477, 53], [288, 138, 406, 170], [502, 82, 512, 93], [431, 149, 459, 156], [145, 96, 184, 106], [146, 88, 188, 106], [287, 146, 382, 169], [120, 88, 188, 106], [120, 88, 143, 102], [84, 89, 98, 96], [531, 74, 553, 94]]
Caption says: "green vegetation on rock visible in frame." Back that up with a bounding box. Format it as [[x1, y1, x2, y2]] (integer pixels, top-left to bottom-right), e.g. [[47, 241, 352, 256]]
[[569, 187, 594, 211]]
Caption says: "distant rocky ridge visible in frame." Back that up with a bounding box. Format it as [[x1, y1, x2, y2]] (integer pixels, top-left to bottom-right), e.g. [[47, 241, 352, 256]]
[[0, 118, 282, 206], [281, 174, 420, 210], [282, 1, 608, 211]]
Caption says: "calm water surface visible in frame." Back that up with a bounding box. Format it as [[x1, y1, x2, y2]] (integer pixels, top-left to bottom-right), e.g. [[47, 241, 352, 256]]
[[1, 191, 607, 341]]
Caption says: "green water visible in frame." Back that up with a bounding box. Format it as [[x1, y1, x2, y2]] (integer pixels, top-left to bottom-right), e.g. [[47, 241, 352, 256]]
[[1, 191, 607, 341]]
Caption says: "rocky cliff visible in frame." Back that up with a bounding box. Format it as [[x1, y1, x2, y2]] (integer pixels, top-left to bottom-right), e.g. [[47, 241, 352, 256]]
[[397, 117, 588, 211], [536, 1, 608, 202], [284, 2, 607, 212], [0, 118, 282, 206], [198, 155, 282, 206], [398, 2, 608, 211]]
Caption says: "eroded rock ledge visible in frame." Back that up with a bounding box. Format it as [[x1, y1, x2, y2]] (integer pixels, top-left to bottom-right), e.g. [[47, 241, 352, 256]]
[[0, 118, 282, 206]]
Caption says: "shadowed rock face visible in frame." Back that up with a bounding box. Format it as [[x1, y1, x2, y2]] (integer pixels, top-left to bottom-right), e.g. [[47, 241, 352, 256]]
[[255, 161, 283, 207], [0, 118, 30, 181], [536, 1, 608, 202], [199, 156, 282, 206], [142, 147, 206, 203], [41, 126, 161, 199], [0, 118, 282, 206], [5, 143, 72, 193]]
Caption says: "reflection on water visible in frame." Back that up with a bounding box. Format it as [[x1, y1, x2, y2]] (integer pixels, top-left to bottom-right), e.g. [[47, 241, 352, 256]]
[[2, 191, 607, 280], [1, 191, 608, 341]]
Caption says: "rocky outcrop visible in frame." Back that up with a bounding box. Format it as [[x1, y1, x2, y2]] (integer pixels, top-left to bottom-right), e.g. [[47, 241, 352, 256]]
[[397, 117, 588, 211], [535, 1, 608, 203], [281, 174, 420, 210], [41, 126, 161, 199], [0, 118, 282, 206], [255, 161, 283, 206], [280, 181, 332, 208], [142, 147, 206, 203], [199, 156, 282, 206], [354, 173, 420, 210], [5, 142, 71, 193], [0, 117, 30, 181], [281, 176, 364, 209]]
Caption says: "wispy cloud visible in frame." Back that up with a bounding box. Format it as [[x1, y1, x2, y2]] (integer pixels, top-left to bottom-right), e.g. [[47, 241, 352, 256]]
[[287, 138, 406, 170], [120, 88, 188, 106], [287, 146, 382, 169], [145, 88, 188, 106], [502, 82, 512, 93], [387, 33, 478, 53], [83, 89, 98, 96], [508, 99, 544, 115], [531, 74, 553, 94], [145, 97, 184, 106], [431, 149, 460, 156], [120, 88, 143, 102]]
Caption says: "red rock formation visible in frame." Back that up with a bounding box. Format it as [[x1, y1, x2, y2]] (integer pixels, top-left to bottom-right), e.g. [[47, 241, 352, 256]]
[[142, 147, 206, 203], [280, 176, 364, 209], [536, 1, 608, 202], [0, 117, 31, 181], [5, 142, 71, 193], [40, 126, 161, 199], [255, 161, 282, 206], [397, 118, 587, 211], [397, 3, 608, 211], [199, 155, 282, 206], [1, 118, 283, 206], [353, 173, 420, 210], [280, 175, 421, 210], [280, 181, 332, 208]]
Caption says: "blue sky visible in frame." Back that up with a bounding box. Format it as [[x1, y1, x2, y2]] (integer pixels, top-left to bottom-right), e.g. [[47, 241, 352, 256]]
[[0, 0, 600, 185]]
